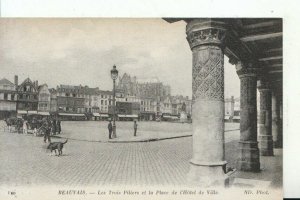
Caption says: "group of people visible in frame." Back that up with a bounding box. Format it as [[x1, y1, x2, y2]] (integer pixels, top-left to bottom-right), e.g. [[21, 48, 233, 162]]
[[37, 118, 62, 143], [4, 116, 62, 143], [107, 120, 138, 139]]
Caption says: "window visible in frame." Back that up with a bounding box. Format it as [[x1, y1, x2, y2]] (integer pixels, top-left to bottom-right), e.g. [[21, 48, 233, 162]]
[[105, 100, 107, 105], [101, 100, 103, 105], [11, 94, 15, 100], [72, 93, 76, 97], [66, 93, 70, 97], [4, 93, 8, 100]]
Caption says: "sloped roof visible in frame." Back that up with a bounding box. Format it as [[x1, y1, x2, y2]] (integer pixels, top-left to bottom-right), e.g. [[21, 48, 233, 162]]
[[0, 78, 14, 86]]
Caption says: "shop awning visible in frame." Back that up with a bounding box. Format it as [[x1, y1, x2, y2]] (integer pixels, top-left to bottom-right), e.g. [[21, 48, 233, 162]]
[[100, 114, 109, 117], [17, 110, 38, 114], [163, 115, 179, 119], [38, 112, 50, 116], [118, 114, 138, 118], [17, 110, 27, 114], [224, 115, 231, 120], [93, 113, 100, 117], [58, 113, 85, 117], [233, 116, 240, 120]]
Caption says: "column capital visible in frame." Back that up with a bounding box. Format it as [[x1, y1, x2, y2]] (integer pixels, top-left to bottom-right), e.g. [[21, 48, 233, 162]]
[[257, 79, 271, 90], [235, 61, 260, 78], [186, 19, 227, 50]]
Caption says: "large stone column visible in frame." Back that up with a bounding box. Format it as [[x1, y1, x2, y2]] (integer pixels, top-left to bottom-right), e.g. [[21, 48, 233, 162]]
[[258, 80, 274, 156], [278, 93, 283, 148], [186, 19, 228, 186], [236, 63, 260, 171], [272, 91, 281, 148]]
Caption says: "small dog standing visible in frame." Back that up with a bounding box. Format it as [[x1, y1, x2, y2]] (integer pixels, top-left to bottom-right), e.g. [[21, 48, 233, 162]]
[[47, 139, 68, 156]]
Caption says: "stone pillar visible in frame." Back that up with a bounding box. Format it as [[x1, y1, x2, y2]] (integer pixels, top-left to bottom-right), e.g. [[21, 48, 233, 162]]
[[186, 19, 228, 186], [236, 64, 260, 171], [258, 80, 274, 156], [272, 91, 281, 148]]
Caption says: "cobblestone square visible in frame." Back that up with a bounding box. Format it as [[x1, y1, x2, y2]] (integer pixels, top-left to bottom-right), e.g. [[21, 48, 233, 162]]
[[0, 121, 242, 186]]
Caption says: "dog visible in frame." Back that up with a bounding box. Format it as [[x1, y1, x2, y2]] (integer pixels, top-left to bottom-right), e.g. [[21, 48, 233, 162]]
[[47, 139, 68, 156]]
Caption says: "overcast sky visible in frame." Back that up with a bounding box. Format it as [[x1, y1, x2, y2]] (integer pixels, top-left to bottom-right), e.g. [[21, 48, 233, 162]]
[[0, 18, 240, 99]]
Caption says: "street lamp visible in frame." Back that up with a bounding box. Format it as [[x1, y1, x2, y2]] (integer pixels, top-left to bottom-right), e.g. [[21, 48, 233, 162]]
[[110, 65, 118, 138]]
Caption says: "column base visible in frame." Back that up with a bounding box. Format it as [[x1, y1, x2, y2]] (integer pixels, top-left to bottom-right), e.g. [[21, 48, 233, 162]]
[[236, 141, 260, 172], [259, 135, 274, 156], [187, 160, 229, 187]]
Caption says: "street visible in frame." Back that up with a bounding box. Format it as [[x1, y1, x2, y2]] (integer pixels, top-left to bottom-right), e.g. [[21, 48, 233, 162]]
[[0, 121, 281, 187]]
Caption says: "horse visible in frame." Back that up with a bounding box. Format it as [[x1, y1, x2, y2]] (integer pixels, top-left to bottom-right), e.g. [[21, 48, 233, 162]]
[[4, 117, 23, 133]]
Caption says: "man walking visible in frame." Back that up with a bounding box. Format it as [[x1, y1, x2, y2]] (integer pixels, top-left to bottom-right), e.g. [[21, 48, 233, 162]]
[[56, 120, 61, 134], [43, 119, 51, 143], [134, 120, 138, 136], [108, 120, 113, 139]]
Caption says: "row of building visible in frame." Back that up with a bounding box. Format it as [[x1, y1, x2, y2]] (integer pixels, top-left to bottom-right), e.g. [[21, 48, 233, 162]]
[[0, 74, 193, 121]]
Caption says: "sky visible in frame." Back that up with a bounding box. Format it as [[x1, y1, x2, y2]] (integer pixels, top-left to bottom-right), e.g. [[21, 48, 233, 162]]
[[0, 18, 240, 99]]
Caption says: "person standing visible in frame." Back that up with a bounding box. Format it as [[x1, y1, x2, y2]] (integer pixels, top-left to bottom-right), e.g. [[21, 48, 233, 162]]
[[23, 119, 28, 134], [56, 120, 61, 134], [134, 120, 138, 136], [43, 120, 51, 143], [32, 117, 38, 136], [52, 119, 57, 135], [108, 120, 113, 139]]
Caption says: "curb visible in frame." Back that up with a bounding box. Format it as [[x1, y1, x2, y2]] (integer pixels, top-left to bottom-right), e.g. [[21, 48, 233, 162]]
[[108, 134, 192, 143], [51, 134, 192, 143]]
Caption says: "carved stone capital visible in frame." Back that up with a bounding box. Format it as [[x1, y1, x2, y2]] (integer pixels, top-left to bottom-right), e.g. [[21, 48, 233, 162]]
[[236, 61, 260, 78], [257, 79, 271, 90], [186, 19, 227, 50]]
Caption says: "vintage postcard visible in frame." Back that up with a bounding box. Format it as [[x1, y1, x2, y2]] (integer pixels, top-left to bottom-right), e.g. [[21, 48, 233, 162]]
[[0, 17, 283, 200]]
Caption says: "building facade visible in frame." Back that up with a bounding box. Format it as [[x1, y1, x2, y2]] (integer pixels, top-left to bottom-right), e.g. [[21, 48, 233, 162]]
[[98, 90, 113, 114], [224, 96, 240, 122], [49, 88, 57, 113], [0, 78, 17, 119], [117, 73, 171, 98], [16, 77, 39, 112], [38, 84, 50, 112], [56, 85, 85, 113]]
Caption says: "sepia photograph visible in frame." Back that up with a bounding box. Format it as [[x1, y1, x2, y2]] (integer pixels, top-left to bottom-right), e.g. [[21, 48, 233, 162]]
[[0, 17, 283, 199]]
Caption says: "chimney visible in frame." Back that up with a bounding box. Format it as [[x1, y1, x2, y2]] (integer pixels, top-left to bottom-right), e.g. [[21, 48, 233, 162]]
[[14, 75, 18, 87]]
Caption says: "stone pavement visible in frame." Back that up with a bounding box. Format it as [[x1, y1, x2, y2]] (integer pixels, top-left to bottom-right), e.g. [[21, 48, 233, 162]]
[[0, 121, 282, 188], [53, 121, 240, 142]]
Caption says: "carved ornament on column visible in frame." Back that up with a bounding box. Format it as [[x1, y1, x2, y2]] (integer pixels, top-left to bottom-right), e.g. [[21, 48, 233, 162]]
[[191, 46, 224, 101], [187, 23, 227, 102], [236, 61, 260, 78], [187, 28, 226, 50], [258, 79, 272, 124]]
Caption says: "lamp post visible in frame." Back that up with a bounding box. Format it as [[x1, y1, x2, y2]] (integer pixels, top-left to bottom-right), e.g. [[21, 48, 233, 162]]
[[111, 65, 118, 138]]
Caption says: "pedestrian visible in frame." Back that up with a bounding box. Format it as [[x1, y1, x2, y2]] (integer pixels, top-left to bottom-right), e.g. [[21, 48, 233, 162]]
[[108, 120, 113, 139], [52, 119, 57, 135], [22, 119, 28, 134], [56, 120, 61, 134], [134, 120, 138, 136], [32, 117, 38, 136], [43, 120, 51, 143]]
